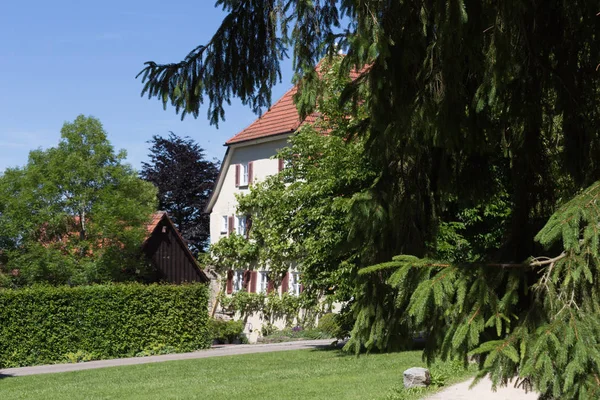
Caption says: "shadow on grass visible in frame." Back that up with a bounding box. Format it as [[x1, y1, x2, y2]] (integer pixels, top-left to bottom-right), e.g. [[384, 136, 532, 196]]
[[309, 337, 429, 358], [0, 373, 14, 379]]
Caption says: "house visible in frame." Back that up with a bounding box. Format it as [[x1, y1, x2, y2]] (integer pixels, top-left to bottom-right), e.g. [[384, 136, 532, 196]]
[[205, 83, 316, 341], [143, 211, 209, 284], [205, 61, 366, 341]]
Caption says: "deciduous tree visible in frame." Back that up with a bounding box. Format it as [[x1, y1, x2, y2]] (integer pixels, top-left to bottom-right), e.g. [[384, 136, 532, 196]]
[[0, 115, 157, 286], [141, 133, 219, 255]]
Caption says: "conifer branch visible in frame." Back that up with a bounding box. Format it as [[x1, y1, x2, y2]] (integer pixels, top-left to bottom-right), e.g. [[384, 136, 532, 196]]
[[529, 252, 567, 266]]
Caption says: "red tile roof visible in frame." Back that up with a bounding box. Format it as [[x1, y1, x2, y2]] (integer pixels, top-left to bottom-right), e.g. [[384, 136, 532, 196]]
[[225, 86, 310, 145], [225, 64, 367, 145], [146, 211, 166, 236]]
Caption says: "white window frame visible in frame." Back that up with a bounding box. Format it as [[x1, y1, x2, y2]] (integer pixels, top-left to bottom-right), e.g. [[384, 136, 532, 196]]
[[233, 270, 244, 292], [221, 215, 228, 234], [290, 271, 301, 296], [236, 215, 247, 236], [259, 271, 269, 293], [240, 162, 249, 186]]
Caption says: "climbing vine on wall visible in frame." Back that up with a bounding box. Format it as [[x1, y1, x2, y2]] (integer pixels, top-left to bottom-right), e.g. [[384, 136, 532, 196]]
[[219, 291, 324, 328]]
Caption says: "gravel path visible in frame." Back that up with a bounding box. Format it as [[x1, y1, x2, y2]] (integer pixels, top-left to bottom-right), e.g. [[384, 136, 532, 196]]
[[0, 339, 333, 377], [426, 377, 539, 400]]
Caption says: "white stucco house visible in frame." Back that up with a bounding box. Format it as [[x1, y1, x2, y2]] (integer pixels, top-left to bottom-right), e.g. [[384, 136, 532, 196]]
[[205, 83, 316, 342], [205, 61, 365, 342]]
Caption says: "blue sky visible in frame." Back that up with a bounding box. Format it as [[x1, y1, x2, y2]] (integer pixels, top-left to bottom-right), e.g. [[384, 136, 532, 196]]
[[0, 0, 294, 172]]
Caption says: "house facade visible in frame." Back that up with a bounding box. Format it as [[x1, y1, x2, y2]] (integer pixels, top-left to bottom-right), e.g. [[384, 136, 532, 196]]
[[205, 84, 314, 342]]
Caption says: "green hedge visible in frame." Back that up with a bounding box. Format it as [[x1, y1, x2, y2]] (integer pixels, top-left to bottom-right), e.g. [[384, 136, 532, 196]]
[[0, 283, 210, 368]]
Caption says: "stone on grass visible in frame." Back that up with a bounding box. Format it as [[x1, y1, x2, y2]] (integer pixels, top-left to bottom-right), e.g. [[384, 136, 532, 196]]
[[403, 367, 431, 388]]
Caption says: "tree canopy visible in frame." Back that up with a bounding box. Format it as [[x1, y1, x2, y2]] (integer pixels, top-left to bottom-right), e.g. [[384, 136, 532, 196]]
[[139, 2, 600, 398], [141, 133, 219, 255], [0, 115, 157, 287]]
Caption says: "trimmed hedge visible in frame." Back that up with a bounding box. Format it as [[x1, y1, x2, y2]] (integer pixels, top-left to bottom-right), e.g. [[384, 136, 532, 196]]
[[0, 283, 210, 368]]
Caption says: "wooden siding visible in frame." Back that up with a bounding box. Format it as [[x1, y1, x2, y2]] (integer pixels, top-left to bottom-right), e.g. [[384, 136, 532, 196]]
[[143, 219, 207, 284]]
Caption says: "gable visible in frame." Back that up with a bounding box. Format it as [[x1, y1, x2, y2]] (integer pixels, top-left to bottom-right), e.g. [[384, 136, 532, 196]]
[[143, 212, 209, 283]]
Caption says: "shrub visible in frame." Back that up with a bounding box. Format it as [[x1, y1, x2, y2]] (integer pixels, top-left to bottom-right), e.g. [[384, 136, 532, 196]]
[[258, 326, 331, 343], [135, 343, 178, 357], [317, 313, 339, 336], [210, 319, 245, 344], [0, 283, 210, 368], [261, 322, 278, 337], [63, 350, 97, 364]]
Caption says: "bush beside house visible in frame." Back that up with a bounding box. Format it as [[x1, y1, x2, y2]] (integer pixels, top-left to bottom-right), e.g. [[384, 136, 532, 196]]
[[0, 283, 210, 368]]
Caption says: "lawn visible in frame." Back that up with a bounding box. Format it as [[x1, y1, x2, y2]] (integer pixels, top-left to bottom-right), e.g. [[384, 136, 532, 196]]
[[0, 349, 473, 400]]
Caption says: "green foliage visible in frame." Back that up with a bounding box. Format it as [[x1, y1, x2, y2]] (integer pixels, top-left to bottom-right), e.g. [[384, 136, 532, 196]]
[[220, 290, 321, 329], [209, 319, 246, 344], [317, 313, 338, 336], [0, 283, 210, 368], [204, 58, 374, 307], [350, 181, 600, 398], [63, 350, 97, 364], [202, 234, 258, 274], [145, 3, 600, 398], [259, 326, 331, 343], [317, 312, 350, 340], [384, 359, 475, 400], [135, 343, 178, 357], [0, 115, 158, 286], [261, 323, 278, 337]]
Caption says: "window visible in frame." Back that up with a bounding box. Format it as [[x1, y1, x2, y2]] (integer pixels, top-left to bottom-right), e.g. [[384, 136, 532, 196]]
[[221, 215, 228, 234], [259, 271, 269, 293], [233, 270, 244, 292], [240, 162, 249, 186], [236, 215, 247, 236], [290, 272, 301, 296], [235, 162, 253, 187]]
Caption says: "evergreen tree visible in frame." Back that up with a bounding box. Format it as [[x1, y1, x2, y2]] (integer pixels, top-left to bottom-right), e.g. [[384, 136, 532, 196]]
[[141, 133, 219, 255], [138, 2, 600, 397]]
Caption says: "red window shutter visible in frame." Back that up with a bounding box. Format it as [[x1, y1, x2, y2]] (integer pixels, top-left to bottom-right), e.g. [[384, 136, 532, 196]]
[[278, 157, 284, 172], [235, 164, 240, 187], [243, 270, 251, 291], [300, 284, 304, 293], [250, 271, 258, 293], [267, 277, 274, 294], [281, 272, 289, 293], [248, 161, 254, 185], [226, 270, 234, 294], [228, 216, 234, 234]]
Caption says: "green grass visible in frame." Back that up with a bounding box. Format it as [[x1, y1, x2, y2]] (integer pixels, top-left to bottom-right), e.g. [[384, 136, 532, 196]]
[[0, 349, 474, 400]]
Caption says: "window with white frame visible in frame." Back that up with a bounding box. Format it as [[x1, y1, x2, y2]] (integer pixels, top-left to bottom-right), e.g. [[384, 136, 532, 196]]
[[259, 271, 269, 293], [236, 215, 247, 236], [221, 215, 228, 234], [233, 270, 244, 292], [290, 271, 301, 296], [240, 162, 249, 186]]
